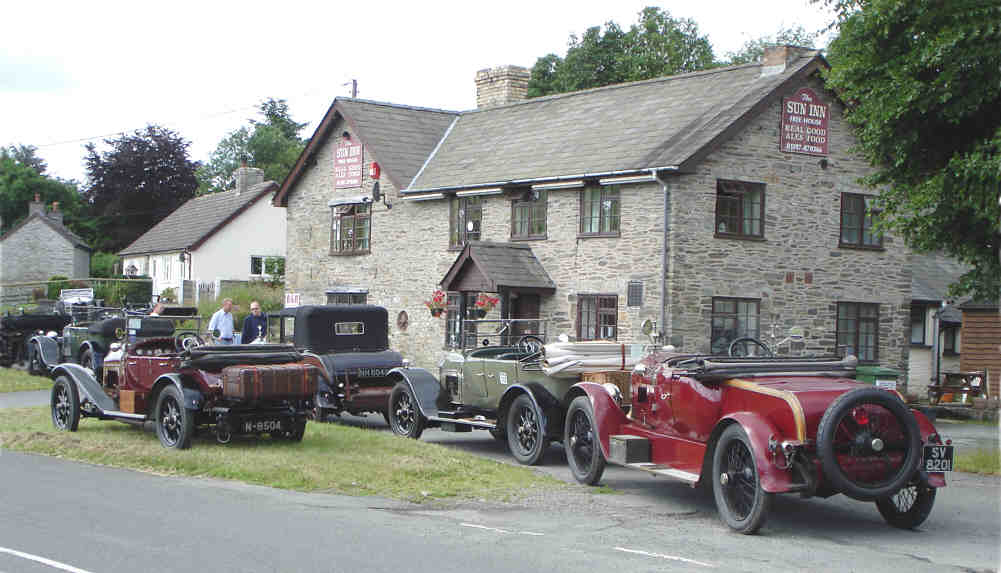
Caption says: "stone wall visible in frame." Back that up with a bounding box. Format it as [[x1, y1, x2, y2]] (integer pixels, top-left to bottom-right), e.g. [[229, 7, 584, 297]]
[[2, 218, 81, 281], [666, 75, 911, 381]]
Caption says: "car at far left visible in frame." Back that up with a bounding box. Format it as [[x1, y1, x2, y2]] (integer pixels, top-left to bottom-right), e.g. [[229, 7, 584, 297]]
[[50, 315, 319, 449]]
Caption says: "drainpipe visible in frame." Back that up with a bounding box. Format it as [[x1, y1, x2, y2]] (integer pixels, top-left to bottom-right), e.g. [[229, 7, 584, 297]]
[[652, 169, 671, 344], [931, 300, 946, 390]]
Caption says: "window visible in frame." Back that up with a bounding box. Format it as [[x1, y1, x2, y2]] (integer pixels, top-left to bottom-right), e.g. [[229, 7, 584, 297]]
[[251, 256, 285, 277], [578, 295, 618, 340], [715, 180, 764, 238], [943, 326, 959, 355], [250, 255, 263, 276], [910, 305, 926, 345], [450, 196, 482, 248], [710, 297, 760, 354], [627, 281, 643, 308], [511, 190, 547, 239], [326, 292, 367, 305], [331, 203, 371, 254], [840, 193, 882, 248], [837, 302, 879, 362], [579, 186, 620, 236]]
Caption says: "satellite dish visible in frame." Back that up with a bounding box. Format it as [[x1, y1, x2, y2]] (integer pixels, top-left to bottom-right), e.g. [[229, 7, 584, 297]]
[[372, 181, 382, 203], [641, 319, 655, 336]]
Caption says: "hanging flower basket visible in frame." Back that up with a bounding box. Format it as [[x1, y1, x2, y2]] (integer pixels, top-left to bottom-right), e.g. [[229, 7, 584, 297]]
[[424, 290, 446, 317], [474, 293, 499, 316]]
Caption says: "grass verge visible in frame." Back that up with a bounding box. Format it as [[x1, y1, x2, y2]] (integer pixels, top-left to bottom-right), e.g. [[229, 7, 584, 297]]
[[955, 447, 1001, 475], [0, 406, 572, 502], [0, 368, 53, 393]]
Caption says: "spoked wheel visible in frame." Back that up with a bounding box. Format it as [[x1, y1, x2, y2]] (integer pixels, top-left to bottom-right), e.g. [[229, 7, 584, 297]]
[[51, 376, 80, 432], [388, 382, 425, 439], [564, 396, 605, 485], [155, 386, 194, 449], [816, 388, 921, 501], [507, 394, 546, 465], [875, 484, 937, 529], [712, 424, 772, 534]]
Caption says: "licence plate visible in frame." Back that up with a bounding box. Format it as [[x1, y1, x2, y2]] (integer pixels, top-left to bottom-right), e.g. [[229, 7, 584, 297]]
[[923, 445, 954, 472], [243, 419, 283, 433]]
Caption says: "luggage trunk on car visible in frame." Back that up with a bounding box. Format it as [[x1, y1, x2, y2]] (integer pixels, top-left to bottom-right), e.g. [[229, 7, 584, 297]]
[[221, 363, 320, 400]]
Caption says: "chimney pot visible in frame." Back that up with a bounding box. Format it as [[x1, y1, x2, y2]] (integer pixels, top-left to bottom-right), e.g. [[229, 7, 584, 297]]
[[233, 164, 265, 195]]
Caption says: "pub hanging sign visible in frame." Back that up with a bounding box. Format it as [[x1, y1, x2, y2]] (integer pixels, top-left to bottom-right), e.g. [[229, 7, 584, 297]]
[[334, 139, 363, 189], [780, 87, 829, 156]]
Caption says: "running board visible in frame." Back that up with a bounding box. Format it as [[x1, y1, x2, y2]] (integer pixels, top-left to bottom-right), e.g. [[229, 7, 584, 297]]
[[620, 462, 700, 484], [89, 409, 147, 422], [427, 415, 497, 429]]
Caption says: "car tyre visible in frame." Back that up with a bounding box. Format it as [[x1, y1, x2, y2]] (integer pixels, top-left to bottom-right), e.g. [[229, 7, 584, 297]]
[[388, 382, 425, 439], [507, 394, 546, 465], [564, 396, 606, 485], [488, 427, 507, 442], [155, 385, 194, 449], [28, 342, 44, 375], [80, 348, 94, 370], [875, 484, 936, 529], [816, 387, 921, 501], [712, 424, 772, 534], [51, 376, 80, 432]]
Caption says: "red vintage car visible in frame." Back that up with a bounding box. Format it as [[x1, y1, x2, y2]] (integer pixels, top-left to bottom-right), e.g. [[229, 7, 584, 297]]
[[563, 349, 951, 534], [49, 317, 318, 449]]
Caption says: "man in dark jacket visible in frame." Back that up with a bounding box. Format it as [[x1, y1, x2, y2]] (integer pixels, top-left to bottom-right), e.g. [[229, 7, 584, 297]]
[[241, 301, 268, 343]]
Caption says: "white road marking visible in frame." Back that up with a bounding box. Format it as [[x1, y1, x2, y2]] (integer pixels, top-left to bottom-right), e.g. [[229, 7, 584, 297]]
[[0, 547, 95, 573], [614, 546, 716, 568], [460, 523, 544, 536]]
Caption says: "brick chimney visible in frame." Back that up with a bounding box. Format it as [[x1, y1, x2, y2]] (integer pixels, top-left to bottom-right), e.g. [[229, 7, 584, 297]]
[[761, 45, 812, 77], [233, 162, 265, 195], [48, 201, 63, 225], [28, 193, 45, 217], [475, 65, 530, 109]]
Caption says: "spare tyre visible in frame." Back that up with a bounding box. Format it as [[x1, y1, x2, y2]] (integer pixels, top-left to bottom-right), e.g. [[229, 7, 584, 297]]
[[89, 318, 126, 338], [816, 387, 921, 501]]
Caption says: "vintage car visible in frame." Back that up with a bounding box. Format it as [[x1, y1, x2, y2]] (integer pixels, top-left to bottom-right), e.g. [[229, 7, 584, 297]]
[[386, 323, 620, 465], [49, 316, 319, 449], [1, 308, 71, 368], [270, 305, 405, 421], [562, 344, 952, 534]]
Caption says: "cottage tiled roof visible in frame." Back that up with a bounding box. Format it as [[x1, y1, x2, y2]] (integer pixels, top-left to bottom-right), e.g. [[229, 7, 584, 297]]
[[441, 241, 556, 293], [911, 251, 972, 323], [274, 99, 458, 206], [0, 213, 91, 252], [118, 182, 276, 256], [407, 52, 825, 192]]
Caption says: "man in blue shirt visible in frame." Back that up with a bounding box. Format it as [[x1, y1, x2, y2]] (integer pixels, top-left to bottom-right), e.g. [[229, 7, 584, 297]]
[[241, 300, 268, 343], [208, 298, 235, 344]]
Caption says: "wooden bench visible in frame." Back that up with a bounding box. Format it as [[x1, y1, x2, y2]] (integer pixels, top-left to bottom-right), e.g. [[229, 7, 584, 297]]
[[927, 370, 988, 405]]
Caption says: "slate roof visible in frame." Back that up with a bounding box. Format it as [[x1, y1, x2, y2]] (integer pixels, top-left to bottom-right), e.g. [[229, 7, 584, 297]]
[[911, 252, 972, 323], [0, 213, 91, 252], [274, 99, 458, 206], [440, 241, 556, 293], [407, 51, 825, 192], [118, 182, 277, 256]]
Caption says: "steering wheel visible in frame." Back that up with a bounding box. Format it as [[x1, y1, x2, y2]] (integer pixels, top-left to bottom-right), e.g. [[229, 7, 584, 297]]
[[174, 331, 204, 353], [727, 337, 773, 357], [516, 335, 545, 355]]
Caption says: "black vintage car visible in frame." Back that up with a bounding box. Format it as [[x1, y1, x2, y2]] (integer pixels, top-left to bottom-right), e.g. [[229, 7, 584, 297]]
[[270, 305, 406, 421], [1, 307, 71, 367]]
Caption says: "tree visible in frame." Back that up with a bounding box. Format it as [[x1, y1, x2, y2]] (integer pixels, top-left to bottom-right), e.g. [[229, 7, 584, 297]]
[[197, 98, 307, 194], [824, 0, 1001, 300], [527, 7, 715, 98], [724, 26, 818, 66], [2, 144, 47, 174], [83, 125, 199, 252], [0, 154, 87, 236]]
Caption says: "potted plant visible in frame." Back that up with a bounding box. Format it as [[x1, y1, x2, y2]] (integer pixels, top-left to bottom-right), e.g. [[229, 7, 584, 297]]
[[473, 293, 499, 318], [424, 290, 446, 317]]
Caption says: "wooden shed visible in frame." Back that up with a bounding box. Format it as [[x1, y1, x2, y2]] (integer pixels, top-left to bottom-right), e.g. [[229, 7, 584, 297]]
[[958, 300, 1001, 400]]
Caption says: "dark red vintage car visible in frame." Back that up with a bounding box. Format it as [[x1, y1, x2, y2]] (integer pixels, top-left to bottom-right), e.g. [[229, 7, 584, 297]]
[[563, 350, 951, 534], [49, 317, 318, 449]]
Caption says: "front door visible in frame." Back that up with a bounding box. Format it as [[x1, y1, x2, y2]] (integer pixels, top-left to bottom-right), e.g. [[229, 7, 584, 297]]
[[510, 293, 540, 341]]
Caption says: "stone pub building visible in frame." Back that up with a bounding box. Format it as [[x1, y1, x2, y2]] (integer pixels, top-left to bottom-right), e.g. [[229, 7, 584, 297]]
[[275, 46, 911, 383]]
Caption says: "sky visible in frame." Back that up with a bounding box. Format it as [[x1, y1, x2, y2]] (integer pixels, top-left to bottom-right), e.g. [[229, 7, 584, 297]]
[[1, 0, 835, 184]]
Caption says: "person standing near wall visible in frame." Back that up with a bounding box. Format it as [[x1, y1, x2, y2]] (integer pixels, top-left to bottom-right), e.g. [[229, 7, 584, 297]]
[[208, 298, 235, 345]]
